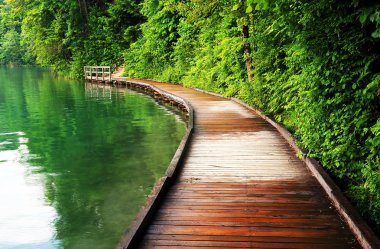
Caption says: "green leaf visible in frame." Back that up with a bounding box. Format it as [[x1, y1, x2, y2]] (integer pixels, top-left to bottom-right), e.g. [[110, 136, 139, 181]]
[[359, 12, 369, 24], [364, 74, 380, 94], [372, 137, 380, 147], [254, 0, 269, 10], [371, 119, 380, 135], [371, 28, 380, 38], [246, 5, 253, 13], [232, 4, 239, 11]]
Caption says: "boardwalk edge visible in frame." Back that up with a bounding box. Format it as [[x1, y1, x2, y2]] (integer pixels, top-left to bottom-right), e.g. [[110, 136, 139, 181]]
[[110, 79, 194, 249]]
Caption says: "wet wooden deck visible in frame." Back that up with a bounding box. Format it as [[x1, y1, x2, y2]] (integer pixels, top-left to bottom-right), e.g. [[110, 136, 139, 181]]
[[105, 78, 367, 249]]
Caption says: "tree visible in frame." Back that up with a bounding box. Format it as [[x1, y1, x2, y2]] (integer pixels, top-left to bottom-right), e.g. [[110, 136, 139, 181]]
[[0, 0, 31, 64]]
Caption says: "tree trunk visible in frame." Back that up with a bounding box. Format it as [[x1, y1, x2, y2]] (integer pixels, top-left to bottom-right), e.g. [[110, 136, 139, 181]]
[[242, 25, 253, 81], [77, 0, 89, 22]]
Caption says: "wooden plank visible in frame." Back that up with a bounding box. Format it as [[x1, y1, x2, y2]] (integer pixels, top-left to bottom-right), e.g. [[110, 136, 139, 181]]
[[146, 224, 351, 237], [143, 234, 357, 245], [140, 241, 354, 249]]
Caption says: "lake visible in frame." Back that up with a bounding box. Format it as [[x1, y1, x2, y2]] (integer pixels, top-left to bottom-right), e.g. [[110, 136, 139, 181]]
[[0, 67, 186, 249]]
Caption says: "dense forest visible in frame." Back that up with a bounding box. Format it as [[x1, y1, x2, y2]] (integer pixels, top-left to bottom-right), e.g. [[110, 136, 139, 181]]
[[1, 0, 380, 234], [0, 0, 143, 74]]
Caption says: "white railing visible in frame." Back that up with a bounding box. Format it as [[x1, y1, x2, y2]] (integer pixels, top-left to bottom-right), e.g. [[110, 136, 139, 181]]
[[84, 66, 111, 82]]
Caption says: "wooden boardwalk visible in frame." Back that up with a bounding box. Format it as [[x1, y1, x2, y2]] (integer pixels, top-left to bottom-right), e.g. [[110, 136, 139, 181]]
[[83, 69, 379, 248], [106, 78, 365, 249]]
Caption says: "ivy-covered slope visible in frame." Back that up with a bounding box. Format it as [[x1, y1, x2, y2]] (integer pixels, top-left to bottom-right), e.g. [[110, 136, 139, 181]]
[[125, 0, 380, 234]]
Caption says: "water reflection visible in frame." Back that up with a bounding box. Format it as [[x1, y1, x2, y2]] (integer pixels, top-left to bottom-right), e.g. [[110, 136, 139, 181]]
[[0, 132, 59, 249], [0, 68, 186, 249], [85, 82, 113, 99]]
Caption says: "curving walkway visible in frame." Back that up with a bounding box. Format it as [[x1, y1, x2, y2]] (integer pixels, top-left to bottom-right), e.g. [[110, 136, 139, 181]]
[[111, 78, 362, 248]]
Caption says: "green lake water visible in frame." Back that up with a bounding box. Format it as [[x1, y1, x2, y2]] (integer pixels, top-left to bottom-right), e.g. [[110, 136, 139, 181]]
[[0, 67, 186, 249]]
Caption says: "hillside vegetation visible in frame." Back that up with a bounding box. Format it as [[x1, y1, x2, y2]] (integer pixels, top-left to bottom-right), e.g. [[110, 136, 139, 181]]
[[1, 0, 380, 234]]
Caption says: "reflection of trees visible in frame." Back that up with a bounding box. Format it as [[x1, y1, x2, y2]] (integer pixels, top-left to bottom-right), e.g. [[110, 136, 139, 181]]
[[0, 68, 185, 249], [0, 67, 30, 132]]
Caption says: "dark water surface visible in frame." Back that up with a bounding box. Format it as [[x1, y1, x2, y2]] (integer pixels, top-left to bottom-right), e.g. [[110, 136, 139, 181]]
[[0, 67, 186, 249]]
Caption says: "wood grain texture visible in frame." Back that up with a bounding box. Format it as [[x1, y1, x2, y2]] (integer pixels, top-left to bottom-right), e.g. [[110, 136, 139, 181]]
[[112, 78, 363, 248]]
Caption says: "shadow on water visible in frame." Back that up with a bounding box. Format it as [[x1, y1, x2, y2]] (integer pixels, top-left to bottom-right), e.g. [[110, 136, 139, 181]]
[[0, 67, 186, 249]]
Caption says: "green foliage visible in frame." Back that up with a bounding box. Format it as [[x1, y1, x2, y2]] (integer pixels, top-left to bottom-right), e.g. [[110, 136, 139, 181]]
[[0, 0, 31, 64], [359, 2, 380, 38], [125, 0, 182, 80], [0, 0, 143, 76], [248, 0, 380, 233], [126, 0, 247, 93]]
